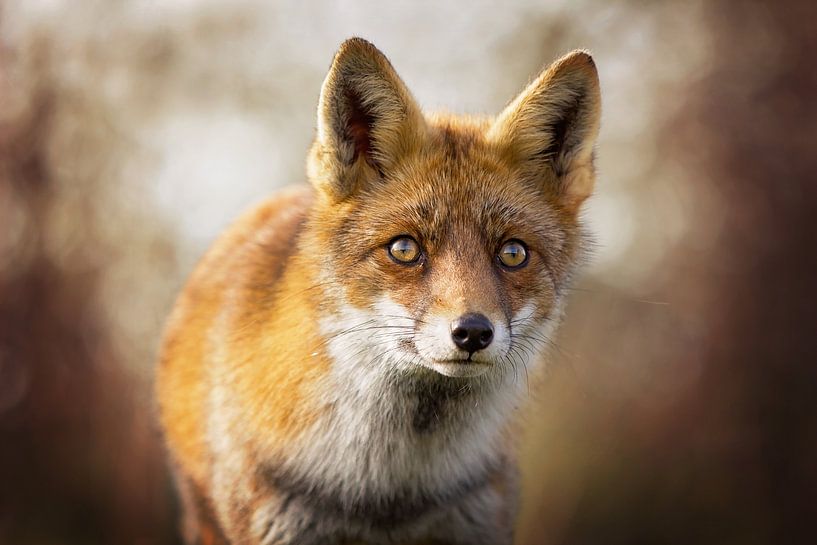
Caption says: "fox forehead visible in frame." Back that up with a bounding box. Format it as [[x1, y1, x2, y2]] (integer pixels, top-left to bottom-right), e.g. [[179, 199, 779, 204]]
[[330, 119, 570, 255]]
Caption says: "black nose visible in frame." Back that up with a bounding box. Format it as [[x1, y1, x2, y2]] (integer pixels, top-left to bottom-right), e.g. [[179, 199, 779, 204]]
[[451, 313, 494, 353]]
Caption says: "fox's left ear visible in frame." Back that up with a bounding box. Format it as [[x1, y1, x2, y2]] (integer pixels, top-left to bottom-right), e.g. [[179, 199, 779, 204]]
[[308, 38, 427, 201], [488, 50, 601, 211]]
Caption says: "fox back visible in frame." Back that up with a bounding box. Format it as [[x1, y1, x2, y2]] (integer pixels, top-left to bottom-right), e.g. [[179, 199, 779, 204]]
[[156, 38, 601, 545]]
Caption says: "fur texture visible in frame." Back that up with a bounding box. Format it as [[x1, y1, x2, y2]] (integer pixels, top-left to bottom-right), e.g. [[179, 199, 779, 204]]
[[156, 37, 601, 545]]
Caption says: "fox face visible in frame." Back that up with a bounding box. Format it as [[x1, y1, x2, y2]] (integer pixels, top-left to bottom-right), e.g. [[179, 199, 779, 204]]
[[312, 138, 567, 379], [306, 38, 600, 383]]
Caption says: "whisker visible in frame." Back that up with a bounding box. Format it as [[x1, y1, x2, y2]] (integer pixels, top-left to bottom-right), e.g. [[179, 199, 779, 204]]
[[379, 314, 427, 325], [564, 286, 670, 306], [315, 319, 378, 347]]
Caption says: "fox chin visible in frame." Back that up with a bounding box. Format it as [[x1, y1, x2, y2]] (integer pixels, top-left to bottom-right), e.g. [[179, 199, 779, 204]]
[[156, 37, 601, 545]]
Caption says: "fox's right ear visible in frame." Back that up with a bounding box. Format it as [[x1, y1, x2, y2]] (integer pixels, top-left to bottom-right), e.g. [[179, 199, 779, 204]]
[[308, 38, 427, 201]]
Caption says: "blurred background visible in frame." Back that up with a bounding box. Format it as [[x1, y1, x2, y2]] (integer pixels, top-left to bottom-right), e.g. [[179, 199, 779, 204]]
[[1, 0, 815, 543]]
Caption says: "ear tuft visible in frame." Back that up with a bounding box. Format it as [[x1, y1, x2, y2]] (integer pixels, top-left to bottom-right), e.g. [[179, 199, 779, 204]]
[[488, 49, 601, 210]]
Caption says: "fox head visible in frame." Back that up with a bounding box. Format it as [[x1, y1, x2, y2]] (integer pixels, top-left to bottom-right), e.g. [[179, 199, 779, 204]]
[[305, 38, 600, 382]]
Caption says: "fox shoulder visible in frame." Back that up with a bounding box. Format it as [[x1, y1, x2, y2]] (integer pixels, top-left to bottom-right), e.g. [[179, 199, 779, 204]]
[[155, 185, 313, 486]]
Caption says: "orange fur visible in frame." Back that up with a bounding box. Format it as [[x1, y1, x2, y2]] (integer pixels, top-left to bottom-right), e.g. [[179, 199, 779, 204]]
[[157, 187, 314, 486]]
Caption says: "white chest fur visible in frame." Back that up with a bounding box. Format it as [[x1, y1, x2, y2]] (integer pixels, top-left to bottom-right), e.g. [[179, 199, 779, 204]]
[[277, 297, 540, 508]]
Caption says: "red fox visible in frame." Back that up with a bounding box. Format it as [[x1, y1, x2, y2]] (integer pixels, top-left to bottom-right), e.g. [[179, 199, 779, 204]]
[[156, 37, 600, 545]]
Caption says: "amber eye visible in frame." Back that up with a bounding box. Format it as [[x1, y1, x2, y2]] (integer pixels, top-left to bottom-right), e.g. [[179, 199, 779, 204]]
[[498, 240, 528, 269], [388, 236, 421, 264]]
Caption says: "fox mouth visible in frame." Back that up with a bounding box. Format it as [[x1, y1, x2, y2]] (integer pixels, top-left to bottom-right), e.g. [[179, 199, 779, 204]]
[[402, 339, 493, 366], [436, 358, 487, 364], [424, 358, 491, 378]]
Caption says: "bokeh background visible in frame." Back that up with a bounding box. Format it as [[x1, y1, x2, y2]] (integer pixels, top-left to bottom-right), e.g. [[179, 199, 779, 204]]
[[1, 1, 815, 543]]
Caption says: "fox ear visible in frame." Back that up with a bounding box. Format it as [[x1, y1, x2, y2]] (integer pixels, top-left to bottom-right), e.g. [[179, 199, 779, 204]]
[[308, 38, 427, 200], [488, 50, 601, 211]]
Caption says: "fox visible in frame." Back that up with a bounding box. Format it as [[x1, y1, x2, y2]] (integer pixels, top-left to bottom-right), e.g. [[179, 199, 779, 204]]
[[156, 37, 601, 545]]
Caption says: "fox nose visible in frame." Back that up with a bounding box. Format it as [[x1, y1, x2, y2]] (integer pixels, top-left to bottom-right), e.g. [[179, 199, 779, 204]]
[[451, 313, 494, 353]]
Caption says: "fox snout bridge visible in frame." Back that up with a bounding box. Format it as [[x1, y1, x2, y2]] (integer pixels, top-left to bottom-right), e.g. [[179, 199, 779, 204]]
[[451, 313, 494, 354]]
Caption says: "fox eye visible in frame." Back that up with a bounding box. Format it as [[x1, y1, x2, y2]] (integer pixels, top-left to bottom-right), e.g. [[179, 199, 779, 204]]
[[388, 236, 421, 264], [498, 240, 528, 269]]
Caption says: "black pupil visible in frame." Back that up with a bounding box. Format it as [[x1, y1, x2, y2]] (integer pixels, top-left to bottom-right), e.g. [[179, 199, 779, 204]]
[[394, 240, 414, 259], [503, 243, 525, 266]]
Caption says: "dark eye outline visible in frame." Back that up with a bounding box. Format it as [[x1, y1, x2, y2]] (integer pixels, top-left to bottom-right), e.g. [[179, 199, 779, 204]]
[[386, 236, 423, 265], [496, 239, 529, 270]]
